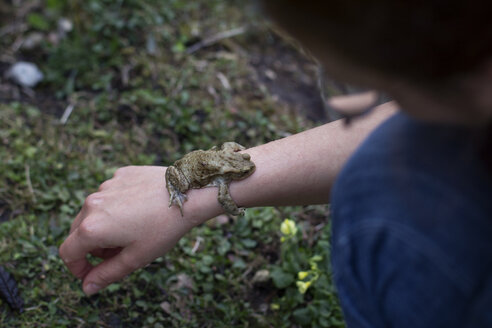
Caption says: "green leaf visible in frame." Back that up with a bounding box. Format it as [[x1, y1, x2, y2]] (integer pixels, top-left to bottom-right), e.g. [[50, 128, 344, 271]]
[[293, 307, 312, 325], [27, 13, 50, 31], [232, 258, 246, 269], [46, 0, 64, 10], [217, 239, 231, 255], [270, 267, 294, 289], [240, 238, 257, 248], [106, 283, 121, 292]]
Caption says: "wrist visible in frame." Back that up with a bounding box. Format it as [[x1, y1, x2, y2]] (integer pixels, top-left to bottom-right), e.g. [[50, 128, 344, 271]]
[[177, 186, 225, 228]]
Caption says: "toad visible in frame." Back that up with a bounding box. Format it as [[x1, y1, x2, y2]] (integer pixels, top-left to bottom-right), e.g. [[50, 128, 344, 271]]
[[165, 142, 256, 216]]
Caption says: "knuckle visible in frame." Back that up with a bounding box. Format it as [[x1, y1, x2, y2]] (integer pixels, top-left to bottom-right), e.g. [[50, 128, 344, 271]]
[[84, 193, 104, 208], [98, 179, 113, 191], [77, 219, 100, 240]]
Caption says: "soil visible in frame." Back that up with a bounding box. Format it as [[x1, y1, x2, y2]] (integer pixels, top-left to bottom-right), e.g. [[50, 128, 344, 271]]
[[247, 33, 328, 122]]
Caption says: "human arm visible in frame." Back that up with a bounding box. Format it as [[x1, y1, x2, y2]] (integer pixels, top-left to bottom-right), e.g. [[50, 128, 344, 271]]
[[231, 100, 397, 207], [59, 101, 397, 295]]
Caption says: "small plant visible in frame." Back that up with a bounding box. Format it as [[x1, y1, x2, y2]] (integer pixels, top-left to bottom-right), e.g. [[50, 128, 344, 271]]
[[280, 218, 298, 242], [296, 255, 322, 295], [270, 218, 345, 327]]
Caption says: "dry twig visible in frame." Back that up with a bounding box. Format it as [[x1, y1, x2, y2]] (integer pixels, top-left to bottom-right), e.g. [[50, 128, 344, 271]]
[[186, 26, 248, 54], [24, 164, 37, 203]]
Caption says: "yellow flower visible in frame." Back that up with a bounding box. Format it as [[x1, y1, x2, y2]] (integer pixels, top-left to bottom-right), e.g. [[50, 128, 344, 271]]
[[296, 280, 312, 294], [309, 255, 322, 271], [298, 271, 309, 280], [280, 219, 298, 236]]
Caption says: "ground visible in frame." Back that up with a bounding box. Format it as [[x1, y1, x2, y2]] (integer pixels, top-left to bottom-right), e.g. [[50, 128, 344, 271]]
[[0, 1, 345, 327]]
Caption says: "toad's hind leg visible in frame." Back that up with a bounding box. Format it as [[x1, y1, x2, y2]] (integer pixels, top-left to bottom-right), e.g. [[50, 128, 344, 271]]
[[220, 142, 245, 152], [217, 182, 243, 216]]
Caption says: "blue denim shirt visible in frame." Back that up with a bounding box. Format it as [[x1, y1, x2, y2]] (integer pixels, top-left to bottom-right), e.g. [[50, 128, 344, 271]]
[[331, 113, 492, 328]]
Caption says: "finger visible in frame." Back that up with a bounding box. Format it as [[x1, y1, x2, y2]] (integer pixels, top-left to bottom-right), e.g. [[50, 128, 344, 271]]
[[70, 209, 87, 234], [63, 258, 93, 280], [82, 246, 143, 296], [70, 193, 98, 234], [71, 192, 108, 234], [59, 222, 103, 279]]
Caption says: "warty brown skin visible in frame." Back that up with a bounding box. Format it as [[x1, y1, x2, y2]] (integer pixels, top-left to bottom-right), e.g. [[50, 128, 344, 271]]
[[165, 142, 256, 216]]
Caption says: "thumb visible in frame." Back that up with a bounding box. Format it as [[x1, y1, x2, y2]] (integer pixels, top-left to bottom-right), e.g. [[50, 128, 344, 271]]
[[82, 246, 144, 296]]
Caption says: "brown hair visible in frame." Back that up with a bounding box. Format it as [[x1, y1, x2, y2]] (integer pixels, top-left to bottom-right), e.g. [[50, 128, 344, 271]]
[[261, 1, 492, 84]]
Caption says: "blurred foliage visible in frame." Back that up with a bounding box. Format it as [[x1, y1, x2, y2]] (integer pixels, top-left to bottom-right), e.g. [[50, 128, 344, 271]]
[[270, 219, 345, 327], [0, 0, 343, 326]]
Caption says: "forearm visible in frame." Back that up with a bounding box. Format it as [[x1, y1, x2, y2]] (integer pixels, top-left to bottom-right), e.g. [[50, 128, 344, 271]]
[[232, 101, 398, 207], [183, 101, 397, 224]]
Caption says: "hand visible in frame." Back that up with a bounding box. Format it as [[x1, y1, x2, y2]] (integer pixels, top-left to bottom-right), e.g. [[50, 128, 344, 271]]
[[59, 166, 209, 295]]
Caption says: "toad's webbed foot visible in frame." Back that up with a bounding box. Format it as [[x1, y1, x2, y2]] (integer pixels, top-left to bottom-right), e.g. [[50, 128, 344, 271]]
[[217, 182, 243, 216], [168, 189, 187, 216], [166, 166, 190, 216]]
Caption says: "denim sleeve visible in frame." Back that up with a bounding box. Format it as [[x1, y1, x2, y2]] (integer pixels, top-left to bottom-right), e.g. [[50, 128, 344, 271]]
[[332, 219, 474, 328], [330, 113, 492, 328]]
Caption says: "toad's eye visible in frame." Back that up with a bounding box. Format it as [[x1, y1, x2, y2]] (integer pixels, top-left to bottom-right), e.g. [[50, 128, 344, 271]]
[[241, 153, 250, 160]]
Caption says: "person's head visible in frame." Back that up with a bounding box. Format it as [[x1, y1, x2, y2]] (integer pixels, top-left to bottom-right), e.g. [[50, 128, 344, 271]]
[[260, 1, 492, 125]]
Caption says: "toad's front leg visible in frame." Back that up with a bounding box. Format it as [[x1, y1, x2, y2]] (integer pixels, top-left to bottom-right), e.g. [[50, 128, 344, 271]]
[[220, 142, 246, 152]]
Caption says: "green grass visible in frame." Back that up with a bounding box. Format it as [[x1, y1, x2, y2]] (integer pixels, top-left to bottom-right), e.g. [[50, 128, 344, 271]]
[[0, 1, 344, 326]]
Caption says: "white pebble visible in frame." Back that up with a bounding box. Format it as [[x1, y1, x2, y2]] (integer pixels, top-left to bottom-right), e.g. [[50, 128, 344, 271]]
[[6, 62, 44, 88], [57, 18, 73, 33]]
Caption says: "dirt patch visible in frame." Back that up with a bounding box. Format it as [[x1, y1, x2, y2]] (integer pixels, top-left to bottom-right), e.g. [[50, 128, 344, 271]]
[[248, 33, 328, 122]]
